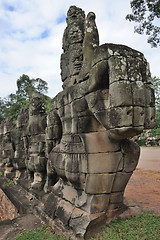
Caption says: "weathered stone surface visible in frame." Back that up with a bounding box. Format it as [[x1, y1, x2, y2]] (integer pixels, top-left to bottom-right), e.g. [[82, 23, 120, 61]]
[[69, 208, 106, 238], [109, 81, 132, 107], [87, 152, 122, 173], [108, 56, 128, 83], [121, 139, 140, 173], [112, 172, 133, 192], [109, 192, 123, 204], [43, 193, 59, 219], [85, 173, 115, 194], [89, 194, 110, 213], [82, 131, 121, 153], [0, 5, 155, 239], [55, 199, 74, 226]]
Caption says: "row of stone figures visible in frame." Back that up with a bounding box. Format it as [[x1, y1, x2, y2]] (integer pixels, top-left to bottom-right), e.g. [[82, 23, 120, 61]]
[[0, 92, 47, 190], [0, 5, 155, 238]]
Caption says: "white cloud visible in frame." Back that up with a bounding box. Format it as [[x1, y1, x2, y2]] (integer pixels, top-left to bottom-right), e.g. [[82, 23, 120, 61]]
[[0, 0, 159, 99]]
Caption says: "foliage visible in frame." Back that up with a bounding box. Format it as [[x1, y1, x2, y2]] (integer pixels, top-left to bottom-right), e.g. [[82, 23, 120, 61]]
[[152, 76, 160, 133], [15, 226, 70, 240], [16, 74, 48, 99], [0, 97, 6, 122], [152, 76, 160, 107], [91, 211, 160, 240], [126, 0, 160, 47], [2, 179, 13, 188], [0, 74, 51, 122]]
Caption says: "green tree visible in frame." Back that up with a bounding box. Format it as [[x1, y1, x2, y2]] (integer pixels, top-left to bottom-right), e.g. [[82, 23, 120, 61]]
[[16, 74, 48, 100], [0, 97, 6, 123], [0, 75, 50, 123], [126, 0, 160, 47], [152, 76, 160, 134]]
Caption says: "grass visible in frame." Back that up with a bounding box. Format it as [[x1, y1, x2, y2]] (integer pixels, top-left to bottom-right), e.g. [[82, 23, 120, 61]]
[[2, 178, 13, 188], [91, 211, 160, 240], [0, 171, 3, 176], [14, 226, 70, 240], [14, 211, 160, 240]]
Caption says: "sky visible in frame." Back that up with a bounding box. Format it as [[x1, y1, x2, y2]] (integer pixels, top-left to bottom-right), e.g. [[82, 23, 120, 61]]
[[0, 0, 159, 99]]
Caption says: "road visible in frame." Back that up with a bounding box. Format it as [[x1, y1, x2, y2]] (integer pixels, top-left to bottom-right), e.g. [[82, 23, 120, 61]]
[[137, 147, 160, 172]]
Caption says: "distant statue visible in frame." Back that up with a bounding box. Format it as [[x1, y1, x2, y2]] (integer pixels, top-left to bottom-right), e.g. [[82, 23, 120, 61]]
[[1, 119, 15, 170], [26, 92, 47, 190], [12, 108, 29, 180], [44, 6, 155, 237]]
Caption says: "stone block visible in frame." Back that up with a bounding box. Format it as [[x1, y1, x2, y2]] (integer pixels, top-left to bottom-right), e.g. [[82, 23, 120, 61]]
[[121, 139, 140, 172], [76, 115, 102, 133], [82, 131, 120, 153], [44, 193, 59, 219], [87, 152, 122, 173], [128, 57, 143, 82], [109, 81, 132, 107], [144, 107, 155, 129], [133, 107, 145, 127], [70, 208, 106, 238], [89, 194, 110, 213], [145, 62, 152, 83], [85, 89, 109, 113], [144, 84, 155, 107], [132, 81, 145, 106], [53, 179, 78, 204], [108, 56, 128, 83], [55, 199, 74, 226], [108, 107, 133, 129], [95, 107, 133, 130], [109, 192, 123, 203], [69, 208, 91, 237], [85, 173, 115, 194], [71, 97, 88, 118], [88, 60, 109, 92], [112, 172, 132, 192]]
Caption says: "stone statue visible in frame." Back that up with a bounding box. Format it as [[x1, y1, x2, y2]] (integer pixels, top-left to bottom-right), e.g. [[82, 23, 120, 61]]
[[1, 118, 15, 171], [26, 92, 47, 190], [12, 108, 29, 180], [0, 122, 4, 167], [44, 6, 155, 238], [0, 5, 155, 239]]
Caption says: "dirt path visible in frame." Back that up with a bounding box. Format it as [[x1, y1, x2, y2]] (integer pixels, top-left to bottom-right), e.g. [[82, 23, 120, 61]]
[[125, 147, 160, 216], [137, 147, 160, 171]]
